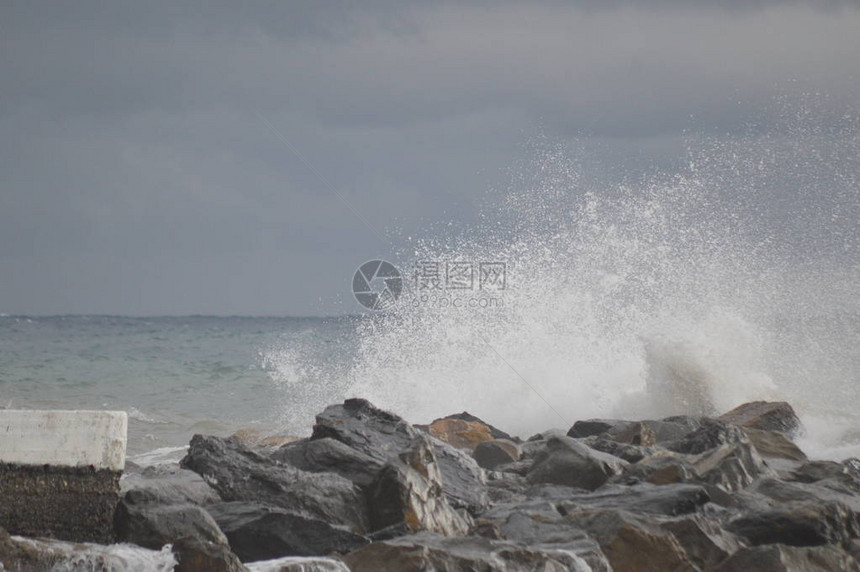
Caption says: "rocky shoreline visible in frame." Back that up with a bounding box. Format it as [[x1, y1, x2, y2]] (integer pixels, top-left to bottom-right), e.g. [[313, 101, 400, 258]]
[[2, 398, 860, 571]]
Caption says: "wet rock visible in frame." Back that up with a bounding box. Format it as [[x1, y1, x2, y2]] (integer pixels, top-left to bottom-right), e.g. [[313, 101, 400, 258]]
[[650, 416, 703, 442], [659, 514, 742, 570], [271, 438, 383, 488], [342, 531, 575, 572], [173, 536, 247, 572], [526, 436, 628, 490], [427, 418, 494, 451], [114, 501, 228, 550], [311, 399, 488, 513], [525, 428, 568, 443], [367, 436, 472, 536], [617, 452, 697, 485], [713, 543, 860, 572], [428, 411, 518, 442], [566, 419, 630, 439], [717, 400, 802, 437], [563, 509, 698, 572], [584, 436, 655, 463], [789, 459, 860, 494], [744, 428, 807, 462], [121, 465, 221, 506], [472, 439, 521, 470], [491, 511, 611, 571], [609, 422, 657, 446], [244, 556, 349, 571], [726, 501, 860, 547], [556, 483, 711, 517], [230, 428, 300, 452], [494, 459, 532, 476], [750, 477, 860, 514], [206, 502, 369, 562], [666, 419, 747, 455], [180, 434, 368, 532]]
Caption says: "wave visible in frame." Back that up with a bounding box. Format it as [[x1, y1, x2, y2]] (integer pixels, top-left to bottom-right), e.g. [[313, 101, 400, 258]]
[[337, 98, 859, 458]]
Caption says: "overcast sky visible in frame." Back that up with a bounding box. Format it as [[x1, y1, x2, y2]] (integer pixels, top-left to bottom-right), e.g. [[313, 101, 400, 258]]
[[1, 1, 858, 316]]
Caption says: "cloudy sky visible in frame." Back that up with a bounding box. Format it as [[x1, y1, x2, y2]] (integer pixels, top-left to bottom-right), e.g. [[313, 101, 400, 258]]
[[1, 1, 858, 316]]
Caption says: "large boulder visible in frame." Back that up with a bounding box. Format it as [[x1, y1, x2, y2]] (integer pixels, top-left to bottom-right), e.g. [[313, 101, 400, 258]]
[[555, 483, 711, 517], [563, 509, 698, 572], [312, 399, 488, 513], [717, 401, 802, 437], [342, 532, 576, 572], [658, 514, 742, 570], [726, 501, 860, 547], [427, 419, 494, 451], [114, 501, 228, 551], [120, 465, 221, 506], [526, 436, 628, 490], [424, 412, 518, 442], [367, 436, 472, 536], [206, 502, 369, 562], [713, 544, 860, 572], [472, 439, 521, 471], [180, 434, 368, 532], [743, 428, 807, 462], [271, 438, 383, 488]]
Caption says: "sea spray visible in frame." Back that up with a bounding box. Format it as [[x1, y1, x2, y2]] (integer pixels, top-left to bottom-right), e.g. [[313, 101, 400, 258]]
[[338, 99, 859, 459]]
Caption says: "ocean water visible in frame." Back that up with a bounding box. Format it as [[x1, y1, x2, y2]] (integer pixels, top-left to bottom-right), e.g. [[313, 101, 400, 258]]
[[1, 102, 858, 465]]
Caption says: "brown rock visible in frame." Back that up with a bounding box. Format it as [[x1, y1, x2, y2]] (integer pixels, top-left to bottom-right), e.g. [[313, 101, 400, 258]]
[[565, 509, 698, 572], [610, 422, 657, 447], [659, 514, 741, 570], [472, 439, 521, 470], [173, 536, 247, 572], [744, 428, 808, 462], [714, 544, 860, 572], [717, 401, 802, 436], [428, 419, 493, 451], [367, 436, 472, 536]]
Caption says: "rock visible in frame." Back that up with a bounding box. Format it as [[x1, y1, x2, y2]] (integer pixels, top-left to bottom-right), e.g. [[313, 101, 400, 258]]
[[342, 531, 575, 572], [427, 412, 518, 442], [526, 436, 628, 490], [525, 428, 568, 442], [173, 536, 247, 572], [650, 416, 704, 442], [567, 419, 630, 439], [584, 436, 655, 463], [367, 436, 472, 536], [717, 401, 802, 437], [180, 434, 368, 532], [472, 439, 521, 470], [666, 419, 747, 455], [427, 418, 494, 451], [556, 483, 711, 517], [494, 459, 532, 476], [659, 514, 742, 570], [563, 509, 698, 572], [789, 459, 860, 494], [244, 556, 349, 571], [491, 511, 612, 571], [726, 501, 860, 547], [271, 438, 383, 488], [750, 477, 860, 514], [230, 429, 301, 451], [744, 428, 807, 462], [206, 502, 369, 562], [312, 399, 488, 513], [713, 544, 860, 572], [121, 465, 221, 506], [609, 422, 656, 446], [114, 501, 228, 550], [617, 453, 697, 485]]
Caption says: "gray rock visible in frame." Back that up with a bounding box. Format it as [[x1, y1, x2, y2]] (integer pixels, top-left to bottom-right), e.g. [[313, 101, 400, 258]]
[[717, 400, 803, 437], [271, 438, 383, 488], [342, 531, 577, 572], [665, 419, 747, 455], [556, 483, 711, 517], [367, 436, 472, 536], [582, 436, 655, 463], [713, 543, 860, 572], [114, 501, 228, 550], [659, 514, 742, 570], [173, 536, 247, 572], [180, 434, 368, 533], [311, 399, 488, 513], [525, 428, 569, 442], [726, 501, 860, 547], [566, 419, 630, 439], [526, 436, 628, 490], [206, 502, 369, 562], [751, 477, 860, 514], [121, 466, 221, 506], [744, 428, 807, 462], [472, 439, 521, 470]]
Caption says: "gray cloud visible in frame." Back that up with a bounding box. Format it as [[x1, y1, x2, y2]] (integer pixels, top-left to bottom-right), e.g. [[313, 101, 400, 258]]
[[0, 1, 858, 314]]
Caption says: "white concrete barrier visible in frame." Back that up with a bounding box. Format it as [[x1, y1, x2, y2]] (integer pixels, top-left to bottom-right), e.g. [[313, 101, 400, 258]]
[[0, 410, 127, 470]]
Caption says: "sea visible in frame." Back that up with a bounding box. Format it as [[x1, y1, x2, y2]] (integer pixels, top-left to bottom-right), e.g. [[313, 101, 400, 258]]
[[1, 105, 859, 469]]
